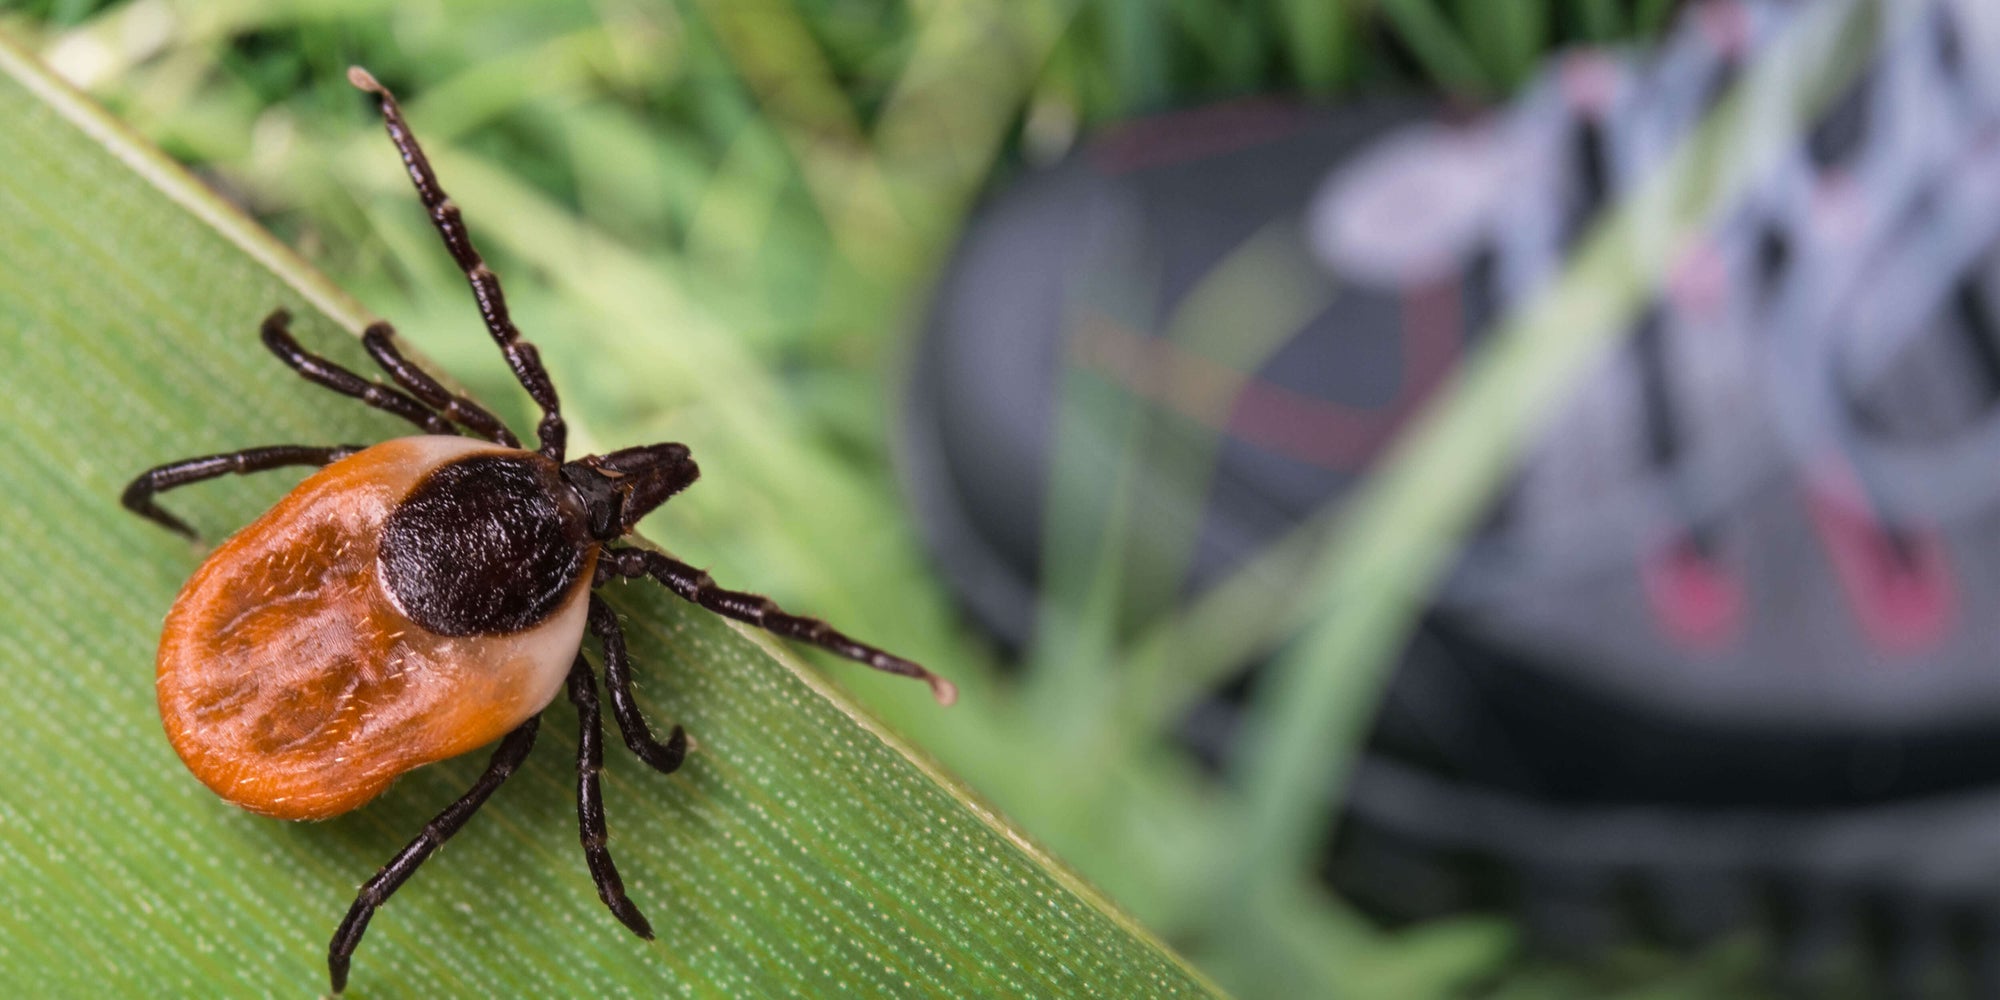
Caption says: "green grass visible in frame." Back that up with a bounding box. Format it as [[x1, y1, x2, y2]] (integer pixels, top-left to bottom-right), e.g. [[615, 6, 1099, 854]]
[[0, 0, 1877, 997]]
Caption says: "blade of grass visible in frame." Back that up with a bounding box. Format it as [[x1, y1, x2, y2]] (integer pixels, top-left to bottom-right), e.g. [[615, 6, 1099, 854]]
[[1461, 0, 1551, 88], [872, 0, 1083, 228], [1374, 0, 1493, 95], [1105, 0, 1172, 110], [0, 32, 1223, 997], [1577, 0, 1628, 43], [690, 0, 912, 280], [1271, 0, 1353, 92], [1635, 0, 1681, 37]]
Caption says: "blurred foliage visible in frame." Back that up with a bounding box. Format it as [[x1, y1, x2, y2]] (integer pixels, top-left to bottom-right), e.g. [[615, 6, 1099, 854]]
[[0, 0, 1814, 996]]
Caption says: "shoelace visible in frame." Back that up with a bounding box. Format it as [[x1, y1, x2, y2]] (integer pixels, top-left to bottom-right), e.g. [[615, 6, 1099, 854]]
[[1314, 0, 2000, 652]]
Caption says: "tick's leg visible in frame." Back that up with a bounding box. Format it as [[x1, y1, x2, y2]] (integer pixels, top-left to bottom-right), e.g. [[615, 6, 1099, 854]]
[[565, 654, 655, 939], [587, 594, 689, 775], [261, 310, 454, 435], [328, 717, 540, 995], [122, 444, 364, 539], [348, 67, 566, 462], [361, 321, 521, 447], [598, 546, 957, 706]]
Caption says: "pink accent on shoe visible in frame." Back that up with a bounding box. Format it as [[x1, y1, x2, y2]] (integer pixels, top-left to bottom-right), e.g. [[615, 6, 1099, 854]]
[[1560, 52, 1625, 115], [1642, 534, 1744, 652], [1695, 0, 1752, 57], [1805, 469, 1956, 656]]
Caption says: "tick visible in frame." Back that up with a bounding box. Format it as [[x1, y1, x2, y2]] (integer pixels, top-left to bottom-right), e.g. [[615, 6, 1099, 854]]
[[122, 67, 954, 994]]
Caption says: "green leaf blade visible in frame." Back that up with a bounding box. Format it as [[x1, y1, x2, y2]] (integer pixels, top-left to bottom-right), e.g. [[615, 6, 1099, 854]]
[[0, 35, 1219, 998]]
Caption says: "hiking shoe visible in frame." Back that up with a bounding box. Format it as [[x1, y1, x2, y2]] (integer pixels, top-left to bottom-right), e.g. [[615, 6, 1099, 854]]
[[903, 1, 2000, 993]]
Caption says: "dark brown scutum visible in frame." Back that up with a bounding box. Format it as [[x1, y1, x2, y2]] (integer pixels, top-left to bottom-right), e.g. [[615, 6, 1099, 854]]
[[378, 454, 592, 636]]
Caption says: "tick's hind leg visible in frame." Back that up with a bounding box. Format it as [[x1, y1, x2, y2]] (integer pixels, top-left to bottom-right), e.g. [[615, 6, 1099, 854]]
[[328, 717, 540, 994], [598, 546, 957, 706], [587, 594, 689, 775], [261, 310, 456, 436], [348, 67, 567, 462], [122, 444, 364, 539], [361, 322, 521, 447], [565, 654, 655, 938]]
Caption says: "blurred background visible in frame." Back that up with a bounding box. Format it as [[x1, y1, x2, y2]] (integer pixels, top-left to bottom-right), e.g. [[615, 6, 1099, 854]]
[[9, 0, 1998, 996]]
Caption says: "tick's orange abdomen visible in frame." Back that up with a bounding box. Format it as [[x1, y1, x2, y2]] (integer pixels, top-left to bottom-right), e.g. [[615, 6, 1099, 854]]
[[157, 437, 595, 820]]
